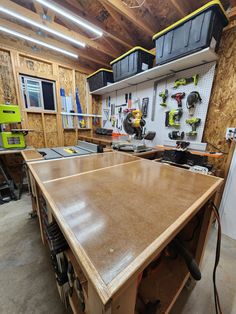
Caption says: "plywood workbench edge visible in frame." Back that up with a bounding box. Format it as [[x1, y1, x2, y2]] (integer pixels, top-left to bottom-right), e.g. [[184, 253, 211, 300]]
[[28, 157, 223, 306]]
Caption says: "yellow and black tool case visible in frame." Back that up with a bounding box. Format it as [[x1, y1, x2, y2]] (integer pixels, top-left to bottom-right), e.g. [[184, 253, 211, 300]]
[[110, 46, 155, 82], [87, 68, 114, 92], [152, 0, 228, 65]]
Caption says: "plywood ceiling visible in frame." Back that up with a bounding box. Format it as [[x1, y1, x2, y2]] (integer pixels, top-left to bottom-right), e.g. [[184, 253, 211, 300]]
[[0, 0, 230, 72]]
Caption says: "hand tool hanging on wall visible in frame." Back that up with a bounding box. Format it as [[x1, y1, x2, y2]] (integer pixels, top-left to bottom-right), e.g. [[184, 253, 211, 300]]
[[186, 91, 202, 116], [159, 89, 168, 107], [171, 92, 185, 108], [165, 109, 183, 128], [76, 88, 85, 128], [186, 118, 201, 136], [141, 97, 149, 117], [168, 131, 185, 140], [125, 93, 128, 106], [173, 74, 199, 89], [128, 92, 132, 109]]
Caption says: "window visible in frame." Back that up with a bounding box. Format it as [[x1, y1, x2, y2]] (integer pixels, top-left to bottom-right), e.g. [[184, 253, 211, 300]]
[[20, 75, 56, 111]]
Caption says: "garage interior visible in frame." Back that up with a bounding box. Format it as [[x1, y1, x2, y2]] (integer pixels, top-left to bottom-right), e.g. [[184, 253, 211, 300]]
[[0, 0, 236, 314]]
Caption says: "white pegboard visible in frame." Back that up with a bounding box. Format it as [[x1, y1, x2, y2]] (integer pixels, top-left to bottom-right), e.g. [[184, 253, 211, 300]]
[[102, 62, 216, 148]]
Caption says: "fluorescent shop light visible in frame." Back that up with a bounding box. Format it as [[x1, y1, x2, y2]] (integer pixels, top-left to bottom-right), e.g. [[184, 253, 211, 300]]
[[0, 7, 85, 47], [0, 26, 79, 58], [35, 0, 103, 37]]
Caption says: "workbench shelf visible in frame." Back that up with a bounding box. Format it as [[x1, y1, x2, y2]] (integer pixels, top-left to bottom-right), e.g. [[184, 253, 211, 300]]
[[90, 48, 218, 95]]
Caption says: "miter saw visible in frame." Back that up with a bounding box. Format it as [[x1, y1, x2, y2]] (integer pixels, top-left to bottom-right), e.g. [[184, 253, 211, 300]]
[[112, 109, 156, 153]]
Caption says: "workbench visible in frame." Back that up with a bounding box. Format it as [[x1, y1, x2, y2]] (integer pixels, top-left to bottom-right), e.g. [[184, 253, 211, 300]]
[[28, 152, 222, 313]]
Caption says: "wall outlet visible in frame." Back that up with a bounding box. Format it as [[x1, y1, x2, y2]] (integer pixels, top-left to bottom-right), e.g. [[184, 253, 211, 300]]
[[225, 127, 236, 140]]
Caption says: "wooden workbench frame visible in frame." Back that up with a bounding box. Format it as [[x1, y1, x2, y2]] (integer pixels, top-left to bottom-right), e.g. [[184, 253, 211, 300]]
[[27, 153, 222, 314]]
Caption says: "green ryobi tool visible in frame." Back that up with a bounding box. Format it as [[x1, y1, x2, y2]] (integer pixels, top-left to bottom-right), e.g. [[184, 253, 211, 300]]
[[186, 118, 201, 136], [165, 109, 183, 128], [159, 89, 168, 107], [174, 74, 199, 89]]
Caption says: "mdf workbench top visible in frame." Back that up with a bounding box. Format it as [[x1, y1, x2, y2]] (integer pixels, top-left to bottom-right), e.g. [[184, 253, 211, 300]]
[[28, 152, 223, 305]]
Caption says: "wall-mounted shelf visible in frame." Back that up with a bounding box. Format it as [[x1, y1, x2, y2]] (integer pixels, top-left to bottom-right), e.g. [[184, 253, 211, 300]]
[[61, 112, 102, 118], [90, 48, 218, 96]]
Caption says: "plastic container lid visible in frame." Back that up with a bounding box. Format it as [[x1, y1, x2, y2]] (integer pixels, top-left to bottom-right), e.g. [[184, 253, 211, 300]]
[[152, 0, 228, 40], [110, 46, 155, 65], [87, 68, 113, 79]]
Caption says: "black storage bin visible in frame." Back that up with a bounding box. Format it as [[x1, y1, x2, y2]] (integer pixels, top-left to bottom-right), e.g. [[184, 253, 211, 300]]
[[153, 0, 228, 65], [87, 68, 113, 92], [110, 46, 155, 82]]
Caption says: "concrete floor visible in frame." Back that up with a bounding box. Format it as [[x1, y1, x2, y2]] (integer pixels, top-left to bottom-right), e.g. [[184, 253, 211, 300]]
[[0, 194, 236, 314]]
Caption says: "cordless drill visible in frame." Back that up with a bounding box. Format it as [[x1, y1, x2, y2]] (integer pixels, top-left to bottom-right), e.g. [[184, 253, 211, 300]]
[[186, 118, 201, 136], [171, 92, 185, 108], [159, 89, 168, 107]]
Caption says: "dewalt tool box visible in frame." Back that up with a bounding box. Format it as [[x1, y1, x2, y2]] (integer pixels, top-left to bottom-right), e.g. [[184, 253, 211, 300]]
[[110, 46, 155, 82], [87, 68, 114, 92], [152, 0, 228, 65]]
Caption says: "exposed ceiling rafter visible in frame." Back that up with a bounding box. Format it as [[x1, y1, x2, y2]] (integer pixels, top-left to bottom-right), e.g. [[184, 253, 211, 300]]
[[0, 0, 117, 59], [0, 17, 110, 68], [99, 0, 156, 36]]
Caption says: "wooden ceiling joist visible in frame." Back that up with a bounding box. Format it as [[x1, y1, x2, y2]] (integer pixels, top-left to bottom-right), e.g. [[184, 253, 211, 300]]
[[53, 0, 133, 50], [169, 0, 189, 17], [0, 17, 109, 68], [99, 0, 155, 36], [33, 2, 44, 16], [99, 0, 137, 46], [1, 0, 117, 59]]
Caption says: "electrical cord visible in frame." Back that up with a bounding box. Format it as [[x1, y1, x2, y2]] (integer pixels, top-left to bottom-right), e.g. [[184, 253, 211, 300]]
[[207, 142, 228, 155], [211, 202, 223, 314]]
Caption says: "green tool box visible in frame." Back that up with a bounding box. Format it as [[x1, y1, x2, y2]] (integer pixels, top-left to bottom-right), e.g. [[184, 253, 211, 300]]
[[0, 104, 21, 123], [0, 132, 25, 149]]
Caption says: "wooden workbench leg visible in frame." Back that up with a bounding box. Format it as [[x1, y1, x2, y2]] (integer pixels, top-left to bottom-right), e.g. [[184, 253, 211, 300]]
[[111, 278, 138, 314], [195, 201, 214, 266], [86, 278, 138, 314]]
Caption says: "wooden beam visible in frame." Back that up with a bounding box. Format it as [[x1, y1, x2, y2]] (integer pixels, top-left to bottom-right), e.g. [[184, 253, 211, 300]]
[[0, 18, 109, 68], [1, 0, 117, 59], [99, 0, 136, 46], [33, 2, 44, 15], [46, 9, 56, 22], [169, 0, 188, 17], [99, 0, 155, 36], [53, 0, 133, 49]]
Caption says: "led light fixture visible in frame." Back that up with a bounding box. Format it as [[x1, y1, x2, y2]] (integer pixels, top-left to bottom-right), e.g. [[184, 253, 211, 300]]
[[0, 26, 79, 58], [0, 7, 85, 47], [35, 0, 103, 37]]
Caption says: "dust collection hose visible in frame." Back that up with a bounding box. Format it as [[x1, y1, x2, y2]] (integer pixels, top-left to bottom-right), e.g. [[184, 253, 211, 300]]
[[172, 238, 201, 281], [174, 202, 222, 314]]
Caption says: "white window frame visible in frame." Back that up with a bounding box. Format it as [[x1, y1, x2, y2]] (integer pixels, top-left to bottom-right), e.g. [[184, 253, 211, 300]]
[[20, 75, 57, 112]]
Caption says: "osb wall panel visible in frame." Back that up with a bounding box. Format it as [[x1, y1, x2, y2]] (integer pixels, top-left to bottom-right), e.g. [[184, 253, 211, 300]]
[[64, 130, 76, 146], [203, 25, 236, 172], [27, 113, 43, 130], [46, 132, 58, 147], [0, 50, 17, 104], [59, 67, 73, 96], [19, 55, 53, 76], [44, 114, 57, 132], [75, 71, 87, 114], [26, 132, 45, 148], [92, 95, 102, 130]]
